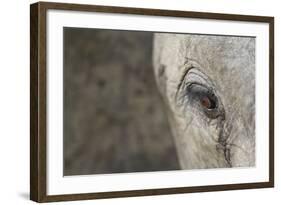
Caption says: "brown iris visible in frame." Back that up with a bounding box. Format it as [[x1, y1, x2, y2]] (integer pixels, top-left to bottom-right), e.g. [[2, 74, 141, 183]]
[[200, 95, 216, 109]]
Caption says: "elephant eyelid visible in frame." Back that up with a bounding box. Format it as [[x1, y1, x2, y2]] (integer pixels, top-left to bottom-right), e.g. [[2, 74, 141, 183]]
[[186, 83, 216, 105], [177, 66, 195, 92], [176, 66, 214, 96]]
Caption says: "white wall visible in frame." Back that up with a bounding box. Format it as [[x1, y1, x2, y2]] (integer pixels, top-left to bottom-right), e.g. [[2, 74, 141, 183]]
[[0, 0, 279, 204]]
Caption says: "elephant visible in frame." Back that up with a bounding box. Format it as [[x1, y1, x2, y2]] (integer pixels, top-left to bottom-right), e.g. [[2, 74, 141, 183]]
[[153, 33, 255, 169]]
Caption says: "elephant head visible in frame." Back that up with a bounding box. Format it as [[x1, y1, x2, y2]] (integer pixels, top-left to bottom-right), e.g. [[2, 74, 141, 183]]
[[153, 33, 255, 169]]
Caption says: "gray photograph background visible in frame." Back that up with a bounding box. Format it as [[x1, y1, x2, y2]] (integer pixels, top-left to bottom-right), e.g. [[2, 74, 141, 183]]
[[63, 27, 180, 176]]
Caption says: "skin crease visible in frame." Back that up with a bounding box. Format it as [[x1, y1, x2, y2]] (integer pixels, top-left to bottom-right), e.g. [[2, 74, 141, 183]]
[[153, 33, 255, 169]]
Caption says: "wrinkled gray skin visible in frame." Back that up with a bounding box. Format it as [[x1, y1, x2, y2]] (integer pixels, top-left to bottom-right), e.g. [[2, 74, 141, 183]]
[[153, 34, 255, 169]]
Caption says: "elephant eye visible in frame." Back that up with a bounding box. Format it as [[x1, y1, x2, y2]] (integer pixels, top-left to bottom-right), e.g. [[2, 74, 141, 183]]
[[200, 95, 217, 110], [176, 67, 224, 119], [185, 83, 221, 119]]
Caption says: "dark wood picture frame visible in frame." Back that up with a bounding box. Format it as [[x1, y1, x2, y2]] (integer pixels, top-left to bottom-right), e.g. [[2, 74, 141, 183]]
[[30, 1, 274, 203]]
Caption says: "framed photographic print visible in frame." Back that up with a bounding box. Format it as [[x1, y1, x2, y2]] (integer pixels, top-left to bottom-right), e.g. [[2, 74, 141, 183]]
[[30, 1, 274, 202]]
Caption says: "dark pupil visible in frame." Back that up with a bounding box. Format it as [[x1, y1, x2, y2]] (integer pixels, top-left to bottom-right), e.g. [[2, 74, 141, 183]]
[[200, 95, 216, 109]]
